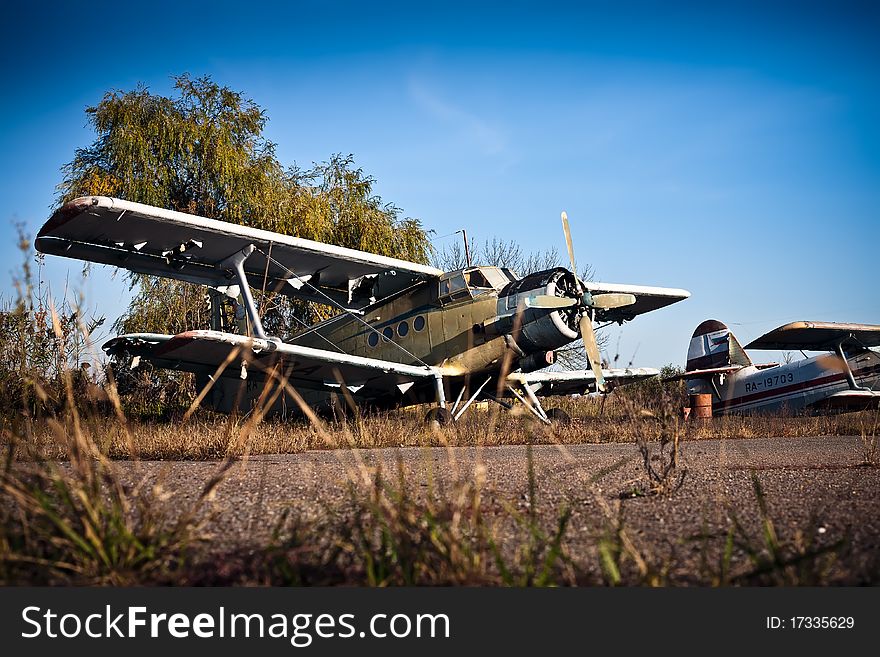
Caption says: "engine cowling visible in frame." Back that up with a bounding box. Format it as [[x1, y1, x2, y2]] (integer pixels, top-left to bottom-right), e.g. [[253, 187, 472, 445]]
[[497, 268, 580, 352]]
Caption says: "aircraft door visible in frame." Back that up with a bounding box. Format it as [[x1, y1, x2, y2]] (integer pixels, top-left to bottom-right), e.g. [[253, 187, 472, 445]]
[[426, 307, 447, 361]]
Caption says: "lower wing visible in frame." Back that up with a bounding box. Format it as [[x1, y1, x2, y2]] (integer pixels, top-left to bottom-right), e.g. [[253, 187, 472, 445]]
[[507, 368, 659, 396], [808, 390, 880, 412], [104, 330, 441, 398]]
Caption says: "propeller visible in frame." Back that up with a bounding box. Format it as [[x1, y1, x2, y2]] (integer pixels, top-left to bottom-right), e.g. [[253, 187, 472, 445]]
[[585, 291, 636, 309], [523, 292, 636, 310], [559, 211, 636, 393], [579, 312, 605, 392], [523, 294, 578, 309]]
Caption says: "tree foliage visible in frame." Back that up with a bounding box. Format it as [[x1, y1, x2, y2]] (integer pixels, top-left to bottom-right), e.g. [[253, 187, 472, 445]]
[[58, 74, 432, 337]]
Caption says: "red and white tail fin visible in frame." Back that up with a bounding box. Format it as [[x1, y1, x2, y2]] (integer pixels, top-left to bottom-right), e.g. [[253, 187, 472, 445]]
[[686, 319, 752, 372]]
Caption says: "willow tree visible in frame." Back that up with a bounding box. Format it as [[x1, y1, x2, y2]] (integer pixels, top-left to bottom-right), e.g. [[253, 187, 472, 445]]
[[59, 74, 432, 338]]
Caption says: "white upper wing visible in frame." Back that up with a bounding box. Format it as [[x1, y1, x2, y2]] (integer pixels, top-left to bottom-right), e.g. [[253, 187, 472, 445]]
[[744, 321, 880, 351], [37, 196, 442, 308], [583, 282, 691, 322]]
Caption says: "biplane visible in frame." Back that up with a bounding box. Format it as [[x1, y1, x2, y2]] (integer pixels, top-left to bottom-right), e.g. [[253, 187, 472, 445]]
[[36, 196, 690, 424], [669, 319, 880, 414]]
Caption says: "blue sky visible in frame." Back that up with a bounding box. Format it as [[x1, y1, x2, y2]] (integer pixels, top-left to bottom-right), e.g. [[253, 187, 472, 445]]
[[2, 0, 878, 367]]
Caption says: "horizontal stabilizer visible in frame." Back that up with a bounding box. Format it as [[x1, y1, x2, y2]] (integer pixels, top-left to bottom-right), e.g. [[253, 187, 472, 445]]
[[663, 365, 743, 382]]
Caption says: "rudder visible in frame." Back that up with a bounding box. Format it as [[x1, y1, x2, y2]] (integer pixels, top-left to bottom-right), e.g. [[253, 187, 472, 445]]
[[686, 319, 752, 371]]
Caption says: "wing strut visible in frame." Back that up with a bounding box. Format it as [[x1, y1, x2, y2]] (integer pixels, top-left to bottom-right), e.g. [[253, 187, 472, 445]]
[[453, 376, 492, 421], [254, 246, 431, 369], [220, 245, 268, 340], [835, 339, 870, 392], [219, 244, 456, 417]]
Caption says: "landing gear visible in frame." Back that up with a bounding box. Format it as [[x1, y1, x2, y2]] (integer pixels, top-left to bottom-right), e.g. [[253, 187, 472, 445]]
[[506, 380, 552, 425], [424, 375, 567, 426], [424, 373, 452, 426], [424, 407, 452, 426]]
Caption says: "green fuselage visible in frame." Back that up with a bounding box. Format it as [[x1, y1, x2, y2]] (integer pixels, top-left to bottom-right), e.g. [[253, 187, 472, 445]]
[[291, 281, 502, 374]]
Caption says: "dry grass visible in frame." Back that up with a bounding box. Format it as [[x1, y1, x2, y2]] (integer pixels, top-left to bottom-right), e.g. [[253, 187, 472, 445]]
[[178, 453, 581, 586], [7, 399, 874, 461]]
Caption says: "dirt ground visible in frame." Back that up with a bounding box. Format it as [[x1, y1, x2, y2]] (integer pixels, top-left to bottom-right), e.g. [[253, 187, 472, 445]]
[[114, 435, 880, 584]]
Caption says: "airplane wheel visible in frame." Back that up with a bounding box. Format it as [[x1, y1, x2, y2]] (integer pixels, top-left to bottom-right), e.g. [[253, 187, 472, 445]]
[[425, 407, 453, 426], [545, 408, 571, 424]]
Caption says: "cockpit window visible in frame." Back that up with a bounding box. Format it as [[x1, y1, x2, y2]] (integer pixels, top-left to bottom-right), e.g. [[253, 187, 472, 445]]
[[439, 273, 468, 296], [500, 267, 519, 282], [477, 266, 514, 290], [466, 270, 493, 289], [438, 266, 512, 304]]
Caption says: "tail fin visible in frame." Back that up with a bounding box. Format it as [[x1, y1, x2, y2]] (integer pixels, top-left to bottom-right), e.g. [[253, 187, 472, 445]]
[[686, 319, 752, 371]]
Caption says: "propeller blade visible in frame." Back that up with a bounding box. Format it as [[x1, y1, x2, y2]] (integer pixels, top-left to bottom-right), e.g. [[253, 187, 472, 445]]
[[523, 295, 578, 309], [563, 210, 604, 391], [589, 292, 637, 310], [579, 313, 606, 393], [561, 211, 583, 293]]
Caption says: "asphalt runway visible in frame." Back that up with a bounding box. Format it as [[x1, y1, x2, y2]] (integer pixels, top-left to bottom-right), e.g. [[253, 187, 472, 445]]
[[120, 435, 880, 583]]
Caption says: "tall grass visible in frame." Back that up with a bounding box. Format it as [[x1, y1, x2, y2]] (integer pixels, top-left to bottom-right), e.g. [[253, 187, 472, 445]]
[[0, 243, 233, 585], [1, 382, 867, 585], [0, 339, 226, 585]]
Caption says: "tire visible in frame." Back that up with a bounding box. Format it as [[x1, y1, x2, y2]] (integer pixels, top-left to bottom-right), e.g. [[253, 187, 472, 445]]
[[545, 407, 571, 424], [424, 407, 453, 426]]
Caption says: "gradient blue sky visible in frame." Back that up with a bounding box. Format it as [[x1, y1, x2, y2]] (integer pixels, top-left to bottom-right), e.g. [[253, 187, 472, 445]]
[[2, 0, 878, 367]]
